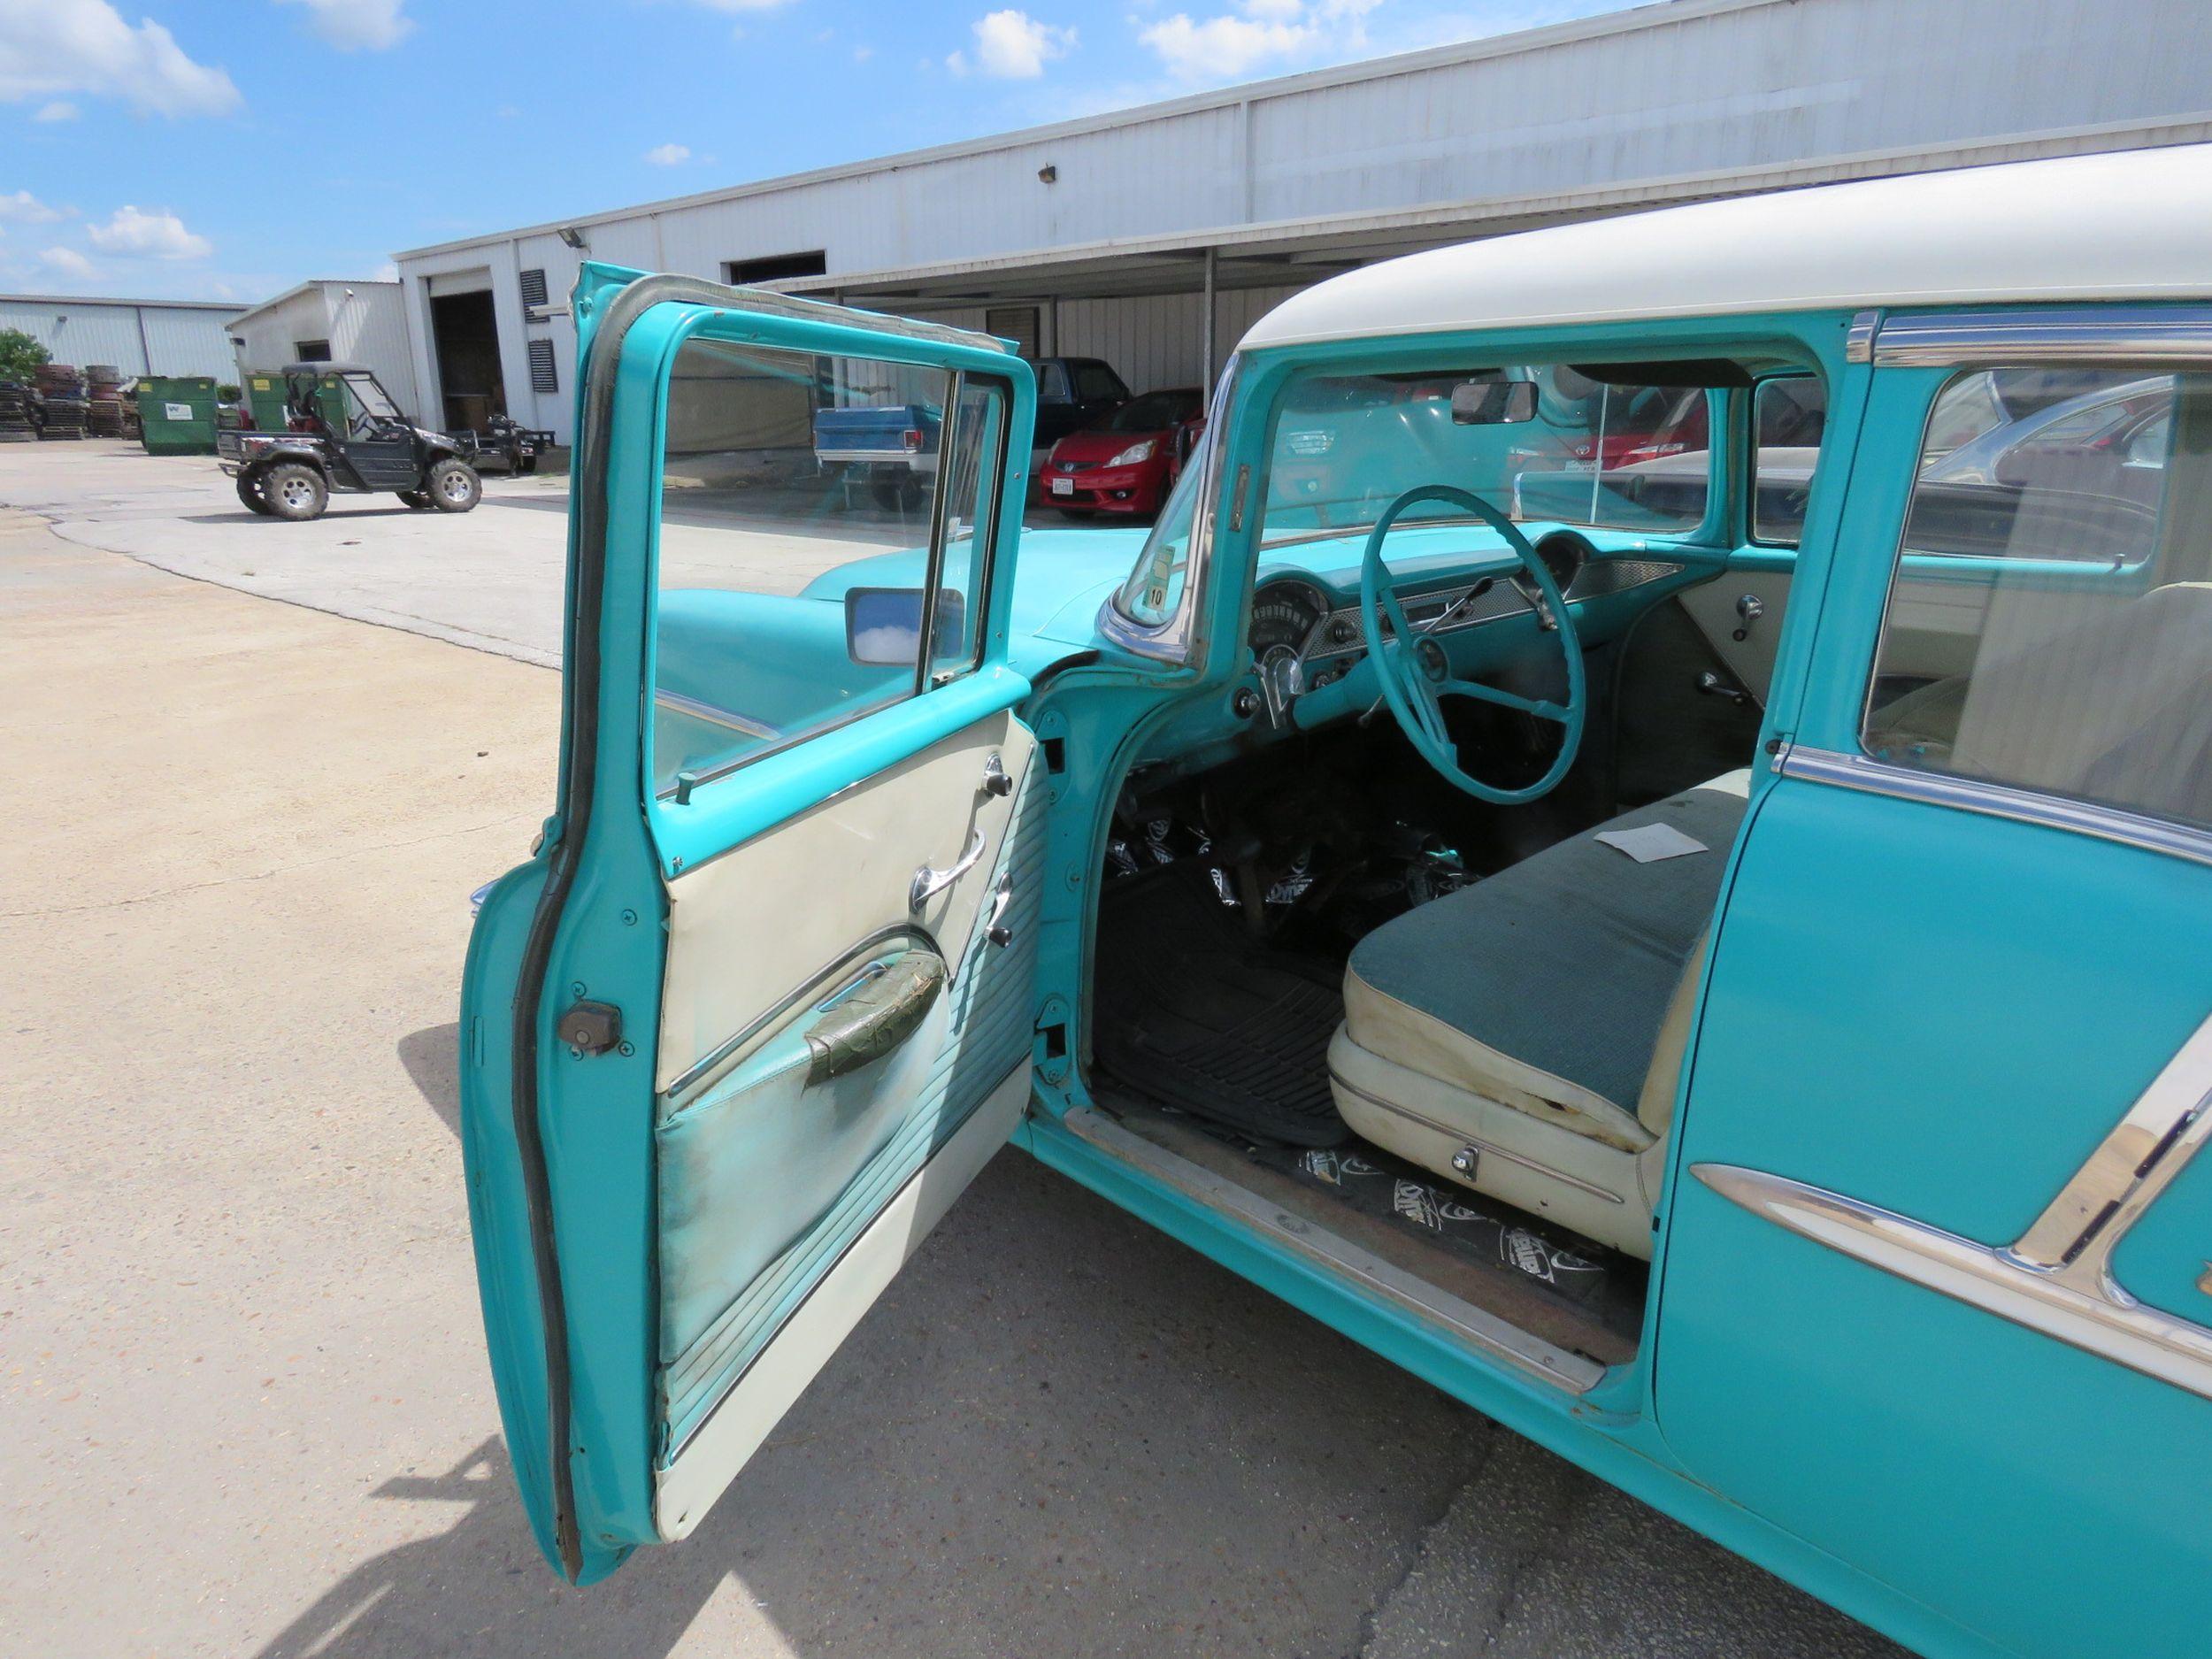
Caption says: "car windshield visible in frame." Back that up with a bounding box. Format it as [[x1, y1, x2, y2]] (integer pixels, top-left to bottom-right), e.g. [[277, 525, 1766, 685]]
[[1105, 391, 1194, 433], [344, 374, 402, 419], [1256, 364, 1714, 550]]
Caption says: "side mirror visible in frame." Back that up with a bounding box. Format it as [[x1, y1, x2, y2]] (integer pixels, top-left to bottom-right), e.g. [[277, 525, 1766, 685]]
[[1452, 380, 1538, 426], [845, 586, 964, 665]]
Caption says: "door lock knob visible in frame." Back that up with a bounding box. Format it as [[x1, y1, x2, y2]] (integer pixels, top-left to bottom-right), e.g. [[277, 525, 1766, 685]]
[[981, 751, 1014, 797]]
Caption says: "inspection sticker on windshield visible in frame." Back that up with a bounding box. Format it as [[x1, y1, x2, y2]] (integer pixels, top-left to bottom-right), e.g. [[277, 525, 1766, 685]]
[[1595, 822, 1709, 863]]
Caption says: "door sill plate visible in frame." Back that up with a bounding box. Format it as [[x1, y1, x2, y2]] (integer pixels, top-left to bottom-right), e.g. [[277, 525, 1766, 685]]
[[1059, 1104, 1606, 1395]]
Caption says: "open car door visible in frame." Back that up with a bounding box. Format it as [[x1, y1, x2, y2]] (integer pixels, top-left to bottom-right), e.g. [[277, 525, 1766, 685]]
[[459, 266, 1041, 1583]]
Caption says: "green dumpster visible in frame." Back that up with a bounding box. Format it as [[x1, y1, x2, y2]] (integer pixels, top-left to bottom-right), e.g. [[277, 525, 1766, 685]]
[[243, 370, 290, 433], [138, 376, 219, 456]]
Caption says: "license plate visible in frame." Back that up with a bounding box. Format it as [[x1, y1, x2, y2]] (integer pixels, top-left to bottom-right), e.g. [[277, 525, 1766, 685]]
[[1051, 476, 1074, 495]]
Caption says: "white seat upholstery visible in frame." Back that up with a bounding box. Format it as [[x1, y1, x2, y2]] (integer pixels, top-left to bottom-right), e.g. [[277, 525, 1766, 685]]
[[1327, 772, 1747, 1259]]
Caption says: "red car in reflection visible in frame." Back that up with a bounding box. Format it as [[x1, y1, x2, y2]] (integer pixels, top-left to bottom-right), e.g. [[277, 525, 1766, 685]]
[[1033, 387, 1206, 518]]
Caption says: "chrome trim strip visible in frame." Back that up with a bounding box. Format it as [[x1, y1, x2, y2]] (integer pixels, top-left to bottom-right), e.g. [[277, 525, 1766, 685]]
[[1064, 1105, 1605, 1394], [1870, 305, 2212, 367], [1777, 746, 2212, 873], [653, 689, 780, 741], [1327, 1070, 1626, 1203], [1843, 310, 1878, 365], [1694, 1162, 2212, 1403], [2010, 1010, 2212, 1279], [1096, 354, 1240, 667]]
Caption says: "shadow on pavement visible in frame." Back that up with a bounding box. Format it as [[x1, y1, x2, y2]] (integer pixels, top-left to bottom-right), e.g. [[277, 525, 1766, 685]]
[[397, 1023, 462, 1138]]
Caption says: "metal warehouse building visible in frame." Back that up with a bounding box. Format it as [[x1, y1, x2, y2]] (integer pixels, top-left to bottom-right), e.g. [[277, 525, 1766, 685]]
[[224, 280, 419, 413], [0, 293, 237, 381], [392, 0, 2212, 447]]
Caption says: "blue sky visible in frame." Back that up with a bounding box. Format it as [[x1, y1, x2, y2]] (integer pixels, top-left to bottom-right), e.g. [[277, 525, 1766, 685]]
[[0, 0, 1634, 303]]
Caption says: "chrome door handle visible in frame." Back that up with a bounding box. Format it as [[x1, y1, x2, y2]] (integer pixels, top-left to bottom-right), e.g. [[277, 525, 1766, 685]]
[[910, 828, 986, 910]]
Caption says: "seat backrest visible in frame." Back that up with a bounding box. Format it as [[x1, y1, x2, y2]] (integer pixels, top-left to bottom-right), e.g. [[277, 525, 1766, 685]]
[[1635, 931, 1707, 1139]]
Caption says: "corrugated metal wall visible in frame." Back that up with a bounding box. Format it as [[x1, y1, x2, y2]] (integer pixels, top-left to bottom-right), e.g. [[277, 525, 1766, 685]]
[[396, 0, 2212, 442], [326, 285, 420, 415], [0, 297, 234, 380], [227, 288, 326, 378]]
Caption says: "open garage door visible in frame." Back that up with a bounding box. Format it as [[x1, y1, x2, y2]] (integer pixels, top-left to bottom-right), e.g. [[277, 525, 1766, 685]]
[[429, 286, 506, 435]]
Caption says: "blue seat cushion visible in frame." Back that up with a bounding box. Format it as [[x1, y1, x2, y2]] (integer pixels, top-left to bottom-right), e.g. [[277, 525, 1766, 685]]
[[1344, 775, 1749, 1119]]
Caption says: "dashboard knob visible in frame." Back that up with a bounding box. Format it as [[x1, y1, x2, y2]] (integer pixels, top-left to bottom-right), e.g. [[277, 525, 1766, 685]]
[[1329, 618, 1356, 643], [1232, 687, 1260, 719]]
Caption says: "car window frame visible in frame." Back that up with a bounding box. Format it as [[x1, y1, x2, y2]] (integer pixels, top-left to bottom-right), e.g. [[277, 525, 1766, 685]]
[[1743, 371, 1826, 551], [645, 330, 1019, 803]]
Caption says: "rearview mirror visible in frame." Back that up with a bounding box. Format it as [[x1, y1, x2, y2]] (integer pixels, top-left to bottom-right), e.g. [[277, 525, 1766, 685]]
[[1453, 380, 1537, 425], [845, 587, 964, 665]]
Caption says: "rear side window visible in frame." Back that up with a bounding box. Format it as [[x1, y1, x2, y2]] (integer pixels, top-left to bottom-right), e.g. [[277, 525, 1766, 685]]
[[1074, 363, 1127, 403], [1863, 365, 2211, 827]]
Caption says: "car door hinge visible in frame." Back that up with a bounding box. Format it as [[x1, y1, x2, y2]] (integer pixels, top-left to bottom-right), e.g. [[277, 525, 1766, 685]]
[[558, 1000, 623, 1056]]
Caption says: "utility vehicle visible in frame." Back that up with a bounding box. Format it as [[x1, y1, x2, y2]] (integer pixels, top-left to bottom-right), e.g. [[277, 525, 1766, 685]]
[[219, 363, 480, 520]]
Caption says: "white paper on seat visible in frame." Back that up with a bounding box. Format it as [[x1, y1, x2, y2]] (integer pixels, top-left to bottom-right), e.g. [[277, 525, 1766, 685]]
[[1594, 822, 1709, 863]]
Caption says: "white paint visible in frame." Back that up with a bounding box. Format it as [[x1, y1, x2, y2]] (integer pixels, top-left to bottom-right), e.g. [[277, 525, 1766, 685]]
[[1242, 144, 2212, 348]]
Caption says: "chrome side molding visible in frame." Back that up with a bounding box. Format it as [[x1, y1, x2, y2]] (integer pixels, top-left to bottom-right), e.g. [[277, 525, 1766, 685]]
[[1693, 1011, 2212, 1402]]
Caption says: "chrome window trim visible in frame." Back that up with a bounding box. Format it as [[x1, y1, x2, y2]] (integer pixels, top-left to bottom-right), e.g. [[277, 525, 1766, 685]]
[[1870, 305, 2212, 367], [1777, 745, 2212, 872], [1098, 355, 1241, 666], [1843, 309, 1878, 365]]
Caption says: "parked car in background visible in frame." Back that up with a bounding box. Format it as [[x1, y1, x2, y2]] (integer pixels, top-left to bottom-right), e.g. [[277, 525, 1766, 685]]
[[1034, 385, 1204, 517], [812, 399, 941, 511], [1032, 356, 1131, 453]]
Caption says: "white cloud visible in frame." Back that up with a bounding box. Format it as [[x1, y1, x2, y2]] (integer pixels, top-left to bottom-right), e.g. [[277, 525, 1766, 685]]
[[273, 0, 415, 51], [39, 245, 96, 279], [34, 99, 79, 121], [0, 189, 67, 225], [0, 0, 241, 117], [1138, 0, 1377, 81], [373, 259, 398, 280], [86, 204, 211, 260], [645, 142, 692, 165], [948, 9, 1073, 77]]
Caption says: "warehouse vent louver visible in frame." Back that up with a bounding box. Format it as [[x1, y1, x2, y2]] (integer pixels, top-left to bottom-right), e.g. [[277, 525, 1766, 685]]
[[519, 268, 549, 309], [528, 337, 558, 395], [985, 307, 1040, 360]]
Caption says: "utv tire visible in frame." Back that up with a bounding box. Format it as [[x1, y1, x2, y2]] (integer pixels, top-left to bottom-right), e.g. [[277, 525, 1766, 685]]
[[426, 457, 481, 513], [397, 489, 434, 510], [262, 462, 329, 522], [237, 472, 274, 516]]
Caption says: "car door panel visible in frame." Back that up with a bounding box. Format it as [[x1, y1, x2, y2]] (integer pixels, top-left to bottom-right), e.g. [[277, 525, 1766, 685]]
[[1677, 571, 1791, 702], [457, 265, 1041, 1583], [1655, 348, 2212, 1659]]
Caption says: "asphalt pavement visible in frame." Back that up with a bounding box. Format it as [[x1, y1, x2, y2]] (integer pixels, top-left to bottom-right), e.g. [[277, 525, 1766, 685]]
[[0, 442, 1906, 1658]]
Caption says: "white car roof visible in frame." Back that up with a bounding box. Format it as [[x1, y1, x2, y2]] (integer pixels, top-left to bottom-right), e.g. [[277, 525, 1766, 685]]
[[1240, 143, 2212, 351]]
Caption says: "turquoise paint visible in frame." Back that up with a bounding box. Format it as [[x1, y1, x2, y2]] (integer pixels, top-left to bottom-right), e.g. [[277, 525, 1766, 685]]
[[1357, 483, 1586, 803], [463, 274, 2212, 1655]]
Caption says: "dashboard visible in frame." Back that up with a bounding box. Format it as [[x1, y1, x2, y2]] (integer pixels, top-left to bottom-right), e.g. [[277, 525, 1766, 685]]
[[1244, 529, 1693, 725]]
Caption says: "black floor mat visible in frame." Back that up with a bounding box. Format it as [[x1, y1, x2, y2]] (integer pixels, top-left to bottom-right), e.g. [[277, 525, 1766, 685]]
[[1094, 865, 1350, 1146]]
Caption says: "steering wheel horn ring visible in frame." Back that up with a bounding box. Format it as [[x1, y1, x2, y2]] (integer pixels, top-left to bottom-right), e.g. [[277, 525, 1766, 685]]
[[1356, 484, 1587, 805]]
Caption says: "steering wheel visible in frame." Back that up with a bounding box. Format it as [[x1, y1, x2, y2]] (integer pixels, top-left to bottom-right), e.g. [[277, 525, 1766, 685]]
[[1358, 484, 1586, 804]]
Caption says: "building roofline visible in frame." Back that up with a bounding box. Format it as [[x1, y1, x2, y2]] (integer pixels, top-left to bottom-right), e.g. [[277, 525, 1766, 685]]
[[224, 277, 400, 328], [392, 0, 1769, 262], [0, 292, 243, 311]]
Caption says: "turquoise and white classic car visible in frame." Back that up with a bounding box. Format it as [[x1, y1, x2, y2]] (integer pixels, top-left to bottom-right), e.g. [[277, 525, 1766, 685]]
[[460, 142, 2212, 1658]]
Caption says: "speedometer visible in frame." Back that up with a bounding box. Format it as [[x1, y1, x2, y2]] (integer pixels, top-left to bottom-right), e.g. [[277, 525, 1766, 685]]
[[1248, 579, 1328, 658]]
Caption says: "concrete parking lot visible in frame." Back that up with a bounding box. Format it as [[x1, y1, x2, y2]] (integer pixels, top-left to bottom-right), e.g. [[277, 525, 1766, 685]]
[[0, 441, 1906, 1658]]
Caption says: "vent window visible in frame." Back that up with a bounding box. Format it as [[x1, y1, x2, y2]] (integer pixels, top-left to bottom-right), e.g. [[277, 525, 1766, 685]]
[[519, 267, 549, 310]]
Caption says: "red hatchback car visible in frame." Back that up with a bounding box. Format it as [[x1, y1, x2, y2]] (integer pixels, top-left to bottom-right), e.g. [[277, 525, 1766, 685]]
[[1034, 387, 1206, 518]]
